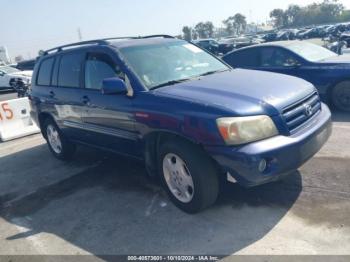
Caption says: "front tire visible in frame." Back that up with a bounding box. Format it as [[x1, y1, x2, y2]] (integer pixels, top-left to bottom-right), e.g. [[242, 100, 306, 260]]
[[43, 118, 76, 160], [331, 81, 350, 112], [158, 139, 219, 213]]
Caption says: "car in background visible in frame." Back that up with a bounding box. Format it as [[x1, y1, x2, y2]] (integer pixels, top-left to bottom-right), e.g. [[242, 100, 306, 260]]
[[275, 29, 298, 41], [262, 32, 278, 42], [340, 31, 350, 47], [231, 36, 255, 49], [297, 27, 320, 39], [30, 36, 331, 213], [192, 39, 219, 55], [217, 38, 236, 54], [0, 65, 32, 90], [222, 40, 350, 111], [15, 59, 36, 71]]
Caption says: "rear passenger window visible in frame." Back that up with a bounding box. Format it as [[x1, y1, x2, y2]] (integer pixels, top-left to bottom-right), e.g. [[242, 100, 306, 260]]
[[37, 58, 54, 86], [58, 53, 83, 88]]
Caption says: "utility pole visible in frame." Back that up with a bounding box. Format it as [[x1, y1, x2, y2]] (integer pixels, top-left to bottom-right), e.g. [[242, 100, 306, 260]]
[[77, 28, 83, 41]]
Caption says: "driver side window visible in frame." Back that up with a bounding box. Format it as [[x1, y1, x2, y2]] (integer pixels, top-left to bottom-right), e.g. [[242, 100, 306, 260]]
[[84, 53, 125, 90]]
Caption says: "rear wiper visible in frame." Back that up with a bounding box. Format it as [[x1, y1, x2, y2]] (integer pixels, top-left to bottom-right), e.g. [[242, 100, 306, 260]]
[[151, 77, 195, 90]]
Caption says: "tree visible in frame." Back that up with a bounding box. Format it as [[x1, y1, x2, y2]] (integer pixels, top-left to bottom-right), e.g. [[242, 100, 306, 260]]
[[285, 5, 302, 26], [233, 13, 247, 34], [270, 9, 287, 28], [223, 17, 235, 35], [182, 26, 192, 41], [270, 0, 346, 28], [204, 21, 215, 38], [223, 13, 247, 36], [194, 21, 215, 39]]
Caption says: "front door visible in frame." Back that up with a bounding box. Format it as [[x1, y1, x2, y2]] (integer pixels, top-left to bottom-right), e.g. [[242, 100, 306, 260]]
[[79, 50, 138, 157]]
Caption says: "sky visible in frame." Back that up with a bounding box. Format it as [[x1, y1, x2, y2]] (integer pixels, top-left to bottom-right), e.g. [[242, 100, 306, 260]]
[[1, 0, 349, 60]]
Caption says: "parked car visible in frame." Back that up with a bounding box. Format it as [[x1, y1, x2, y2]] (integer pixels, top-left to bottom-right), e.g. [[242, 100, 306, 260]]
[[192, 39, 219, 55], [231, 36, 255, 49], [340, 31, 350, 47], [30, 36, 331, 213], [262, 32, 278, 42], [222, 40, 350, 111], [0, 65, 32, 90], [297, 28, 320, 39], [217, 38, 236, 54], [323, 35, 347, 55], [15, 59, 36, 71]]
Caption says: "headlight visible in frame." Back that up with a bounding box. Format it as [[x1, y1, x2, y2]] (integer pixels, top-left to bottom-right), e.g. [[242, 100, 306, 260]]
[[216, 115, 278, 145]]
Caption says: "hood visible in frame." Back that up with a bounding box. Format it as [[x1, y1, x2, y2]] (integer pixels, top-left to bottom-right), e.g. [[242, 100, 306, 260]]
[[8, 70, 33, 78], [319, 55, 350, 64], [155, 69, 315, 116]]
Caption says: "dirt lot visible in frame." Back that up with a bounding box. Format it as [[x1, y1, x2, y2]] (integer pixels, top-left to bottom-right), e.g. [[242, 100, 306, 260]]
[[0, 109, 349, 257]]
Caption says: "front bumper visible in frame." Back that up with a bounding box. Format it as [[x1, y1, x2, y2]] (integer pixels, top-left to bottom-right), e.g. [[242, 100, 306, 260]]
[[205, 104, 332, 187]]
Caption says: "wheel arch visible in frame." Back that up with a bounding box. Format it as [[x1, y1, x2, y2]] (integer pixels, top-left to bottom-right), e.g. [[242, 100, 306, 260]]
[[143, 131, 202, 178], [328, 78, 350, 109], [38, 112, 56, 139]]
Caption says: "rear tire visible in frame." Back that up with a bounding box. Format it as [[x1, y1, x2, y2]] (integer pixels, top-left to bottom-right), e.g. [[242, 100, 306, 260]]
[[43, 118, 76, 160], [331, 81, 350, 112], [158, 138, 219, 214]]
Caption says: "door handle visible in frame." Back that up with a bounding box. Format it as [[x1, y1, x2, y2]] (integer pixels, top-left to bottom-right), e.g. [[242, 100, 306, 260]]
[[81, 95, 90, 105], [49, 91, 55, 98]]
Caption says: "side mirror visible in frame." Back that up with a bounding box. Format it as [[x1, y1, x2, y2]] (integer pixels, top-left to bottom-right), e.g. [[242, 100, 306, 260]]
[[101, 77, 127, 95], [0, 72, 4, 77]]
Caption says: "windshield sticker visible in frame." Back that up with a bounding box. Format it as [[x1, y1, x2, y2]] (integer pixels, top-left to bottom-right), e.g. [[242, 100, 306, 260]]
[[183, 44, 203, 53]]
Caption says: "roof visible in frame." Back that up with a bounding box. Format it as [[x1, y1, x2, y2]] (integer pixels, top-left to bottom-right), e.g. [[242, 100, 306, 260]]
[[253, 40, 303, 48], [227, 40, 307, 54]]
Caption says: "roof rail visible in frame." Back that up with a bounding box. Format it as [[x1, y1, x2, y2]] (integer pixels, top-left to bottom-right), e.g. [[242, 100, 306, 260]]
[[39, 35, 176, 56], [139, 34, 175, 39], [100, 36, 137, 41], [103, 35, 175, 41], [40, 39, 108, 56]]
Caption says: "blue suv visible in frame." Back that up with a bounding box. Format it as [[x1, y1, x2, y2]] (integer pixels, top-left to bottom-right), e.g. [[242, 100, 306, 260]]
[[30, 35, 332, 213]]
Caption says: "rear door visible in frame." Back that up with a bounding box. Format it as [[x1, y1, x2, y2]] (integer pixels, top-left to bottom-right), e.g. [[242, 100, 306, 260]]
[[79, 48, 138, 157], [51, 51, 86, 140]]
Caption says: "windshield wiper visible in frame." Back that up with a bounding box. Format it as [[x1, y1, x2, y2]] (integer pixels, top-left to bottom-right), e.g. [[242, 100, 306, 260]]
[[198, 69, 229, 77], [151, 77, 195, 90]]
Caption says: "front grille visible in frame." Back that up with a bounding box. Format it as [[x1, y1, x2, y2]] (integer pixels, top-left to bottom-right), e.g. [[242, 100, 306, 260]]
[[282, 92, 321, 133]]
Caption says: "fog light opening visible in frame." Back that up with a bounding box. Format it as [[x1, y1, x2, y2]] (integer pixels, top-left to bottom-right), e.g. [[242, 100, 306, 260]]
[[258, 159, 267, 173]]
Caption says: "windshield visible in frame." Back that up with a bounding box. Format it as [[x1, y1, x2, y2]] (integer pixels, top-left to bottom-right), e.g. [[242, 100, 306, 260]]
[[0, 66, 20, 74], [286, 42, 337, 62], [119, 41, 229, 89]]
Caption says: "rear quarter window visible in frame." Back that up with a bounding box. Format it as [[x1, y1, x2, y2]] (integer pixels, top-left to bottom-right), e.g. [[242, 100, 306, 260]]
[[37, 58, 54, 86]]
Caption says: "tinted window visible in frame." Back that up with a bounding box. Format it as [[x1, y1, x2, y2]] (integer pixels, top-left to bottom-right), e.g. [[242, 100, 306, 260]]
[[37, 58, 54, 86], [224, 49, 259, 67], [58, 53, 83, 88], [260, 47, 299, 67], [85, 53, 120, 90]]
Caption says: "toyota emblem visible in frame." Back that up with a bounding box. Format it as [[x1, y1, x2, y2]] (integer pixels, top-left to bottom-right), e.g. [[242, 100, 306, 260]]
[[304, 104, 313, 117]]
